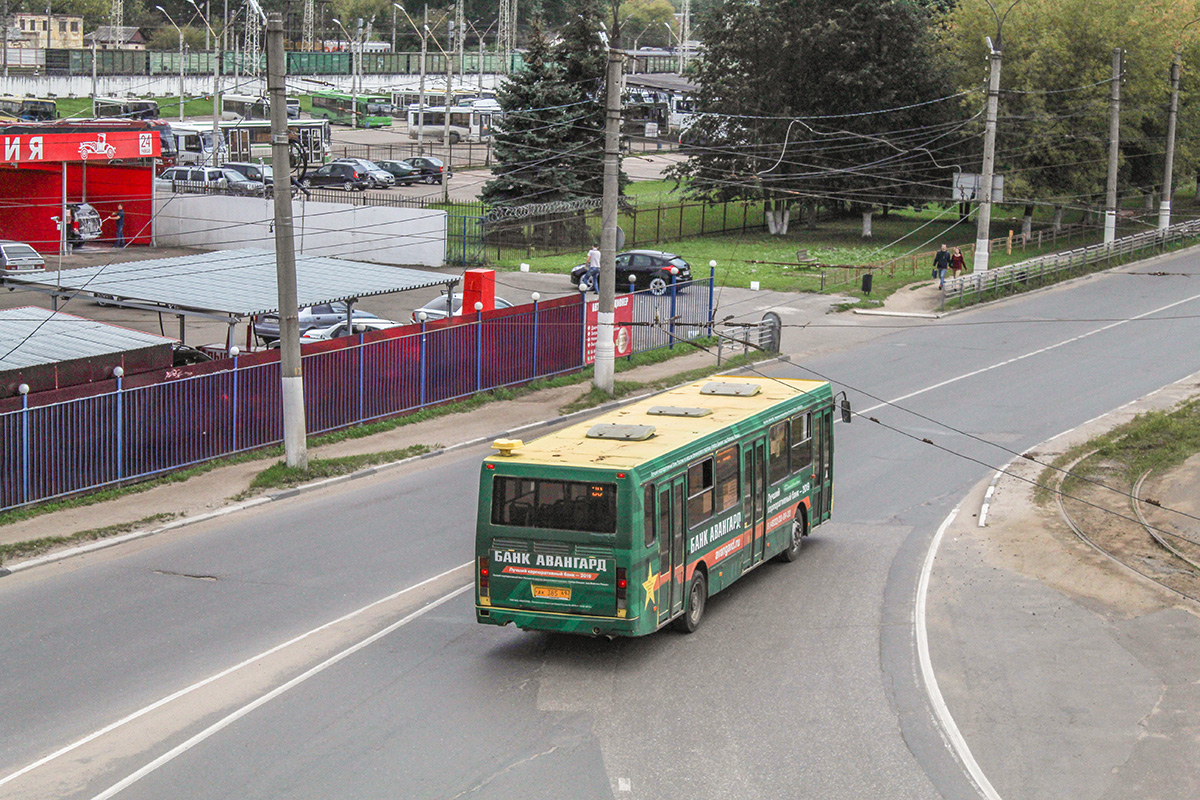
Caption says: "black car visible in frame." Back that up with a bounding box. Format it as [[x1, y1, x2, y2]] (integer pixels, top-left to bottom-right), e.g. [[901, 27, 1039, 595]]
[[400, 156, 450, 185], [375, 159, 424, 185], [570, 249, 693, 296], [298, 162, 370, 191]]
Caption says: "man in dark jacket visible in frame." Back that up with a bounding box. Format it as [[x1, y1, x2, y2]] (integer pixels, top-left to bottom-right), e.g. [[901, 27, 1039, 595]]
[[933, 244, 952, 288]]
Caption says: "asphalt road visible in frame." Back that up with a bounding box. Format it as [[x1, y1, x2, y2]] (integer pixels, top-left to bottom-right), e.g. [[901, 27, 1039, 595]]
[[2, 250, 1199, 799]]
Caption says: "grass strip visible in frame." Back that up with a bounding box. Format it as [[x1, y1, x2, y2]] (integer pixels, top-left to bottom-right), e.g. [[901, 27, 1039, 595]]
[[247, 444, 435, 491], [1035, 398, 1200, 505], [0, 513, 178, 565]]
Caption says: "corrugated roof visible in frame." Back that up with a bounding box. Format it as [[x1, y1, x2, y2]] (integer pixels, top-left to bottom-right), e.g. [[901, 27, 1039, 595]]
[[0, 307, 176, 371], [1, 249, 455, 318]]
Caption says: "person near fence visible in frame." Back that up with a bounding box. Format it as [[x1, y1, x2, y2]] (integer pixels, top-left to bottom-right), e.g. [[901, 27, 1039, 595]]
[[949, 246, 964, 278], [933, 244, 951, 288], [583, 244, 601, 293]]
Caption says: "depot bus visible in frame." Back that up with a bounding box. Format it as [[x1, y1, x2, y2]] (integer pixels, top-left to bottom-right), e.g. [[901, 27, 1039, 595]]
[[171, 119, 330, 167], [0, 96, 57, 121], [221, 94, 301, 120], [476, 376, 843, 637], [406, 102, 498, 144], [309, 90, 393, 127]]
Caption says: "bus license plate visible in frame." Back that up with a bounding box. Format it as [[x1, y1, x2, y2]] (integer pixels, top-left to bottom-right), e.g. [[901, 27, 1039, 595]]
[[532, 585, 571, 600]]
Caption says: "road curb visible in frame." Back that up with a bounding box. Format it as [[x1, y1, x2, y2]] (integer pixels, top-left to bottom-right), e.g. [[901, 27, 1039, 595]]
[[0, 354, 789, 577]]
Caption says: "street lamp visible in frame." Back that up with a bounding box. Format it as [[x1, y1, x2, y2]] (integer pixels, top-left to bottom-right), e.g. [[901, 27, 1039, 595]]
[[394, 4, 428, 147], [186, 0, 221, 166], [465, 17, 497, 93], [156, 6, 185, 121], [1161, 17, 1199, 230], [331, 17, 359, 129]]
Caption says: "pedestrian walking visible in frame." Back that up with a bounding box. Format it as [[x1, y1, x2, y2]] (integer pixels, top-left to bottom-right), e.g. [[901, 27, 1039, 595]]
[[933, 244, 952, 289], [583, 244, 601, 293], [949, 246, 964, 278]]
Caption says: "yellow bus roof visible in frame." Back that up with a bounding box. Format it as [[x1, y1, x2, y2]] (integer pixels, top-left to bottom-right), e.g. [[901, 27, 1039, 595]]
[[491, 376, 828, 471]]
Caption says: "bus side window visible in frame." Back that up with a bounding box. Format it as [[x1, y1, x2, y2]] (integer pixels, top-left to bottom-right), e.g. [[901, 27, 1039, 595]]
[[768, 421, 789, 484], [687, 459, 714, 526], [714, 445, 740, 512], [643, 484, 655, 547], [790, 413, 812, 472]]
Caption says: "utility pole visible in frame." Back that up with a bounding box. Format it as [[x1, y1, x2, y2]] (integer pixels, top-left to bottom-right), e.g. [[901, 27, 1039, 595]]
[[419, 6, 427, 149], [1159, 54, 1179, 231], [354, 17, 363, 129], [595, 21, 623, 394], [973, 42, 1002, 272], [443, 3, 455, 203], [1104, 48, 1122, 245], [3, 0, 9, 81], [267, 12, 307, 470]]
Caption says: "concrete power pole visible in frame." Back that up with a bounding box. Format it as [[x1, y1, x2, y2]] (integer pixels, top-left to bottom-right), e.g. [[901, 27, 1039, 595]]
[[1158, 54, 1180, 231], [267, 12, 308, 469], [595, 25, 623, 394], [1104, 48, 1123, 245], [973, 43, 1002, 273]]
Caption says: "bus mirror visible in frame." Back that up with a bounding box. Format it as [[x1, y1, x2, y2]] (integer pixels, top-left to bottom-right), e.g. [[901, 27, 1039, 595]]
[[840, 398, 852, 424]]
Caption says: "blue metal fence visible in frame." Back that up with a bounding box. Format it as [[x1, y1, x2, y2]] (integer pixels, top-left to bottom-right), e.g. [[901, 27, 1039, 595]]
[[0, 278, 713, 512]]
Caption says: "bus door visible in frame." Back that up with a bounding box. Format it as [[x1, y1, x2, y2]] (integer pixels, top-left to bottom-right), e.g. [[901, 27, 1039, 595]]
[[671, 476, 686, 617], [741, 437, 768, 570], [653, 479, 686, 624], [813, 409, 833, 521], [228, 128, 251, 161]]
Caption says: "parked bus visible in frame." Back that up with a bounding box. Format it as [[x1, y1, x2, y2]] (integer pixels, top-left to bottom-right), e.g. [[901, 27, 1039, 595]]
[[171, 119, 330, 168], [221, 94, 301, 120], [309, 91, 393, 127], [0, 96, 57, 121], [93, 97, 160, 120], [475, 376, 842, 637], [389, 86, 490, 110], [405, 103, 497, 144]]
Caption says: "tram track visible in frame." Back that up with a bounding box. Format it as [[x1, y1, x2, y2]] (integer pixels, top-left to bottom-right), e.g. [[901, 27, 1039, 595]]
[[1054, 454, 1200, 605]]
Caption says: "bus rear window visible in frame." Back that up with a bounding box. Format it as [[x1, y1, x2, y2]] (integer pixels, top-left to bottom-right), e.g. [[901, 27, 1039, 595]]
[[492, 477, 617, 534]]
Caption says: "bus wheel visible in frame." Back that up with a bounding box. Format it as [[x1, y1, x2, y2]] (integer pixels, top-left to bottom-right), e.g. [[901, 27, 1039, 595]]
[[675, 571, 707, 633], [779, 513, 806, 562]]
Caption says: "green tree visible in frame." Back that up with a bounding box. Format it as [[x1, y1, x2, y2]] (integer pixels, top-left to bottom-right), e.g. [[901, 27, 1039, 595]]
[[620, 0, 675, 49], [552, 0, 611, 202], [671, 0, 957, 236], [940, 0, 1200, 230]]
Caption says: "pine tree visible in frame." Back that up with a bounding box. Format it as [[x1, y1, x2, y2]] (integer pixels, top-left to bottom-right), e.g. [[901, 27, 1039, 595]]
[[552, 0, 610, 201], [481, 22, 578, 207]]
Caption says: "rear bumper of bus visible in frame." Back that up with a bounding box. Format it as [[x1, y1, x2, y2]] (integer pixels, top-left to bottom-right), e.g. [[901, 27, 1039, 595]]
[[476, 605, 645, 637]]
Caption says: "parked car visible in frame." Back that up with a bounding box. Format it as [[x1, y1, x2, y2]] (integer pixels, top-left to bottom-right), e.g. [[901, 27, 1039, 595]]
[[171, 344, 214, 366], [298, 162, 370, 192], [374, 159, 424, 185], [299, 318, 404, 342], [253, 302, 382, 342], [156, 166, 265, 196], [411, 293, 514, 322], [400, 156, 450, 185], [223, 161, 274, 187], [0, 240, 45, 271], [331, 158, 396, 189], [570, 249, 693, 296]]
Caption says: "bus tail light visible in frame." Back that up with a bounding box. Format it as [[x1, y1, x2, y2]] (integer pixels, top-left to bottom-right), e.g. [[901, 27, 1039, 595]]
[[615, 567, 627, 613], [479, 556, 490, 600]]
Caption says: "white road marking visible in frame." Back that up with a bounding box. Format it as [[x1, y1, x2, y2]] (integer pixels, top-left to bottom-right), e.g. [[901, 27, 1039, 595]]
[[88, 582, 473, 800], [0, 562, 472, 789], [916, 506, 1005, 800], [862, 289, 1200, 416]]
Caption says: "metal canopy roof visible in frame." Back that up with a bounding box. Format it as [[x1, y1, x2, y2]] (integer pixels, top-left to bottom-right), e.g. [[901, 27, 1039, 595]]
[[0, 307, 176, 371], [1, 249, 456, 319]]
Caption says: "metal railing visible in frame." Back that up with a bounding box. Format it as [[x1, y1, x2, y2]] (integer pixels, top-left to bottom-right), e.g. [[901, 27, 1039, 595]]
[[0, 278, 714, 513], [941, 219, 1200, 306]]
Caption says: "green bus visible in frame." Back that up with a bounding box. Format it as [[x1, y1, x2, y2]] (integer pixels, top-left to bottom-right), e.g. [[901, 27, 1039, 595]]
[[309, 90, 393, 128], [476, 376, 842, 637]]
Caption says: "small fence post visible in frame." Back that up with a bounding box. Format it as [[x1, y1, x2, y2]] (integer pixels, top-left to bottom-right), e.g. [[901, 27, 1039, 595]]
[[531, 293, 540, 378], [707, 261, 716, 337], [580, 293, 588, 368], [669, 272, 678, 349], [231, 350, 240, 452], [419, 317, 428, 407], [19, 383, 30, 505], [113, 367, 125, 481], [476, 304, 485, 393], [358, 333, 366, 422]]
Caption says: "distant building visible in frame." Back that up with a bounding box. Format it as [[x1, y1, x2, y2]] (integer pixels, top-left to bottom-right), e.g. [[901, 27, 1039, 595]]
[[12, 13, 84, 49], [85, 26, 147, 51]]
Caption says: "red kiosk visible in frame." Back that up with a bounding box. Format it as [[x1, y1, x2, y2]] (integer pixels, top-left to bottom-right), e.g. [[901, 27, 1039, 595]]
[[0, 122, 160, 255]]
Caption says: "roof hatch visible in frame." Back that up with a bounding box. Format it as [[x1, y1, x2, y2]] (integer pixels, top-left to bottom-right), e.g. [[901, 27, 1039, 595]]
[[647, 405, 713, 418], [586, 423, 656, 441], [700, 381, 761, 397]]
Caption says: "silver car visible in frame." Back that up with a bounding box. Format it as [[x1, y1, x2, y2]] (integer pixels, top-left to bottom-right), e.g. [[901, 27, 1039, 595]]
[[331, 158, 396, 189], [0, 240, 45, 271], [253, 302, 381, 342], [411, 293, 514, 322]]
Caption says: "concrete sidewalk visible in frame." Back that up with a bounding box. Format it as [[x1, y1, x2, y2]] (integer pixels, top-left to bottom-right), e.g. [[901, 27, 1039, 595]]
[[927, 372, 1200, 800]]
